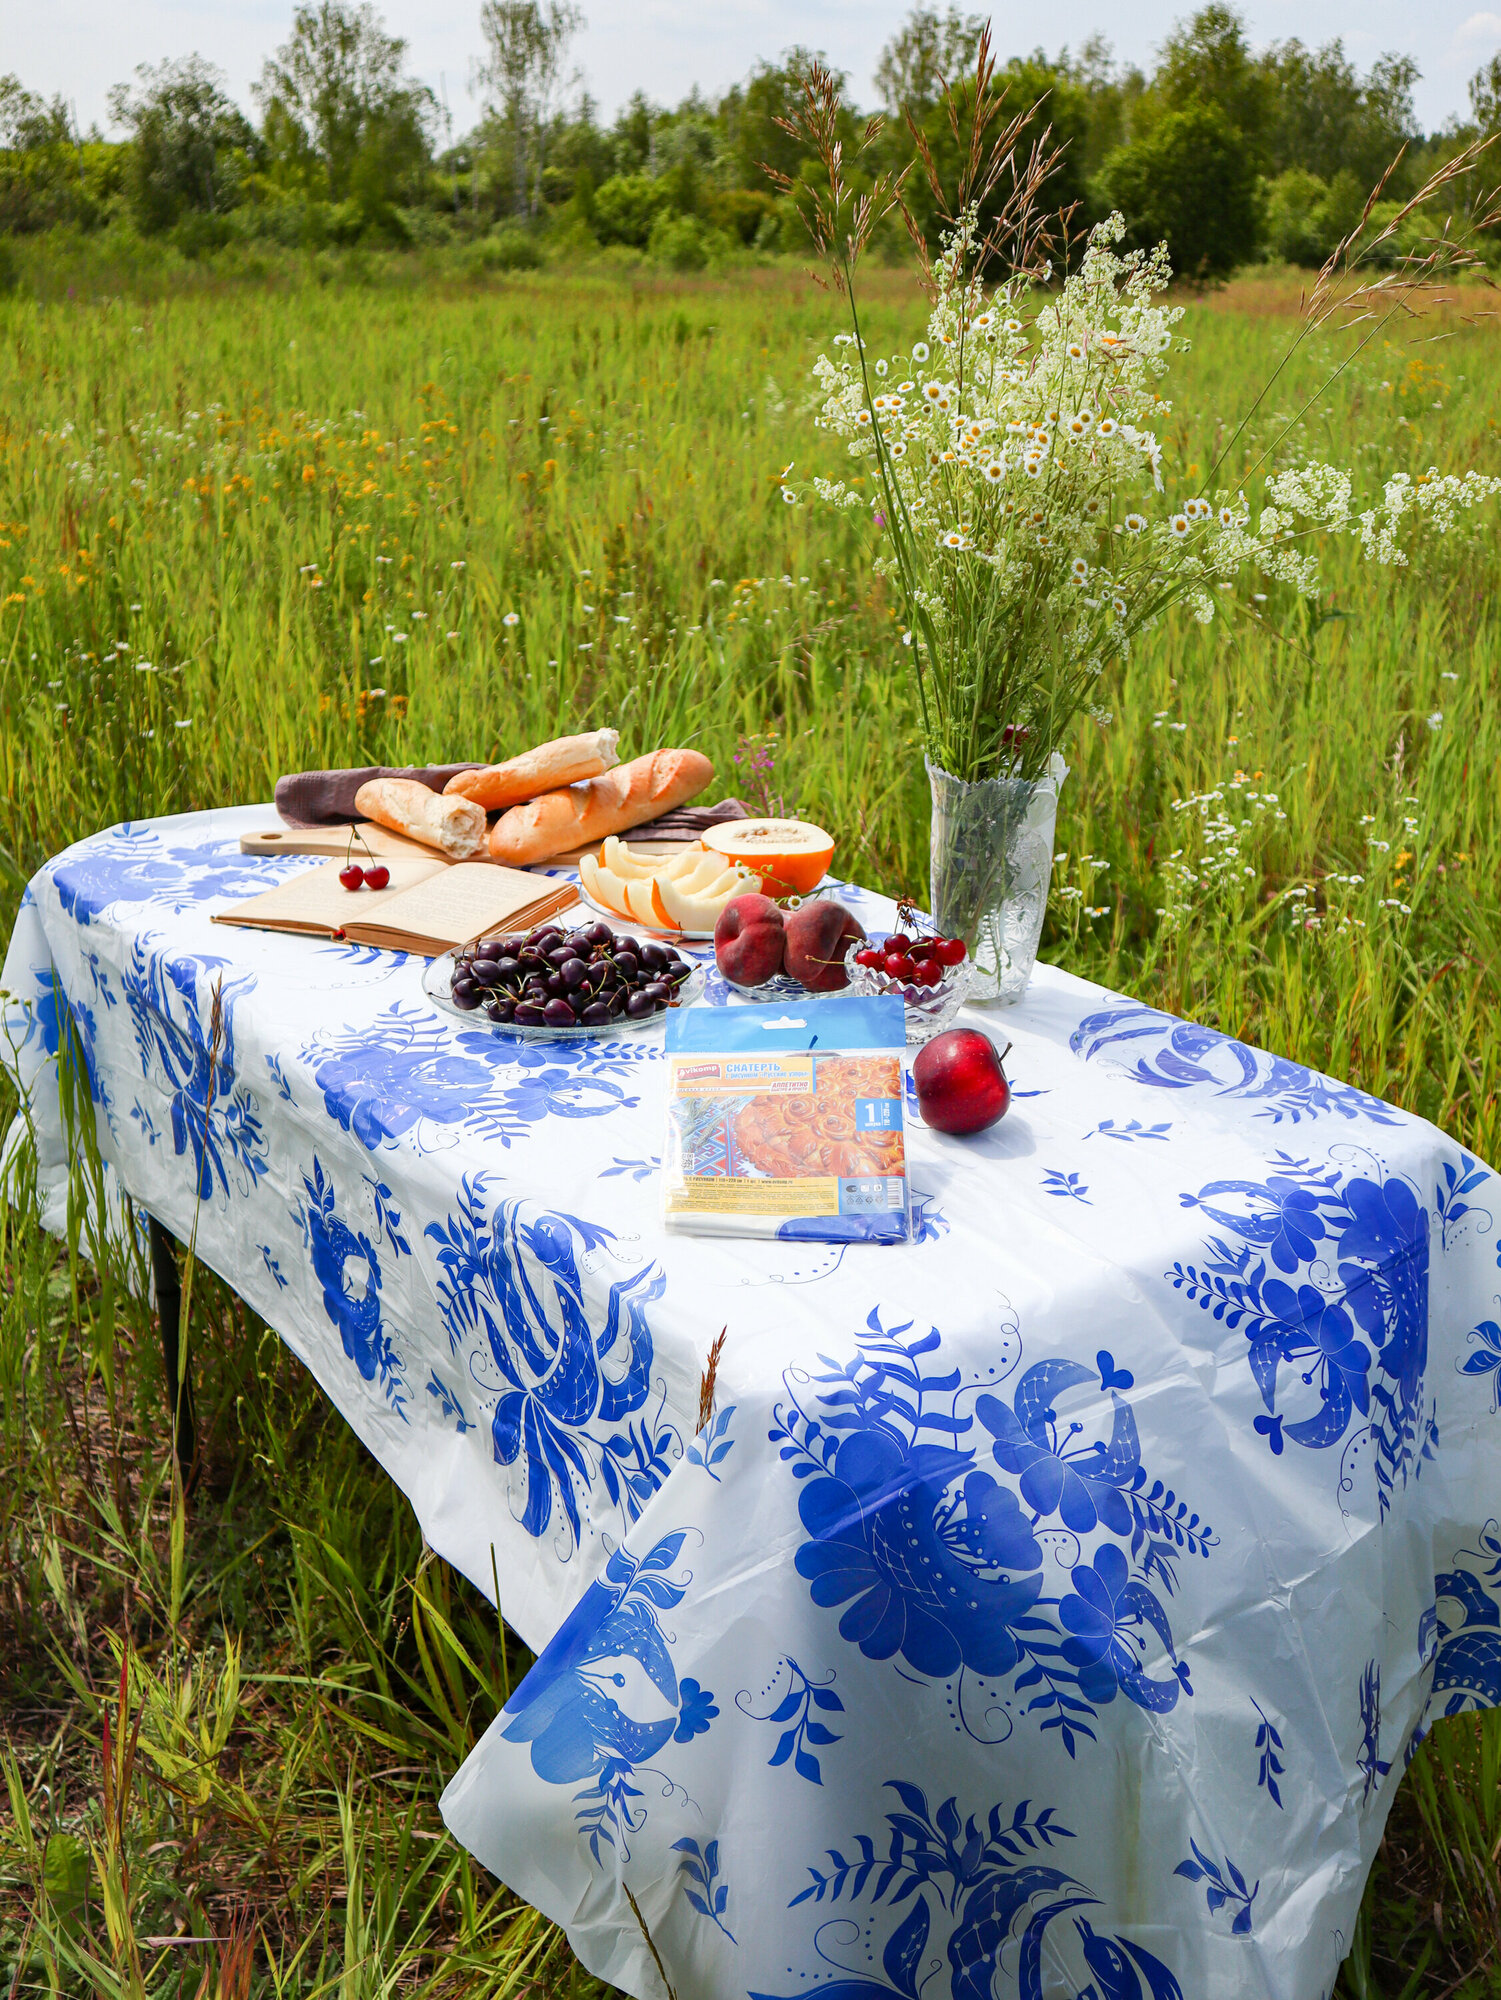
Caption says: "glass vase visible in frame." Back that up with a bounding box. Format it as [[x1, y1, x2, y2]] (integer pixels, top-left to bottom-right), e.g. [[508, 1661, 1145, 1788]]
[[927, 754, 1067, 1005]]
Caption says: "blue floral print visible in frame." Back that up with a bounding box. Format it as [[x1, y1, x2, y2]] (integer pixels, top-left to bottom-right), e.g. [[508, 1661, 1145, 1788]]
[[426, 1178, 674, 1549], [1427, 1522, 1501, 1719], [120, 938, 267, 1201], [758, 1780, 1184, 2000], [292, 1156, 409, 1414], [776, 1314, 1204, 1754], [1071, 1001, 1400, 1126], [302, 1005, 649, 1151], [500, 1529, 715, 1859], [1171, 1155, 1430, 1507], [50, 824, 306, 927]]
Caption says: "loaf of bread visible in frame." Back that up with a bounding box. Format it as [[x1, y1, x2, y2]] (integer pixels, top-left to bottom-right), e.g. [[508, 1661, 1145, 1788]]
[[444, 728, 620, 811], [354, 777, 488, 859], [488, 749, 714, 866]]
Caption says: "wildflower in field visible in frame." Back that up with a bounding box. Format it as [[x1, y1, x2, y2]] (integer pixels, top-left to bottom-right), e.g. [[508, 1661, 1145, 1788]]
[[1124, 513, 1147, 534], [1426, 711, 1443, 730], [1170, 515, 1190, 538], [503, 611, 520, 627], [913, 342, 929, 361]]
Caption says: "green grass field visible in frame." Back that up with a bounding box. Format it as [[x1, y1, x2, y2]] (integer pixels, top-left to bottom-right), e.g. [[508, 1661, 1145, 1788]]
[[2, 252, 1500, 1998]]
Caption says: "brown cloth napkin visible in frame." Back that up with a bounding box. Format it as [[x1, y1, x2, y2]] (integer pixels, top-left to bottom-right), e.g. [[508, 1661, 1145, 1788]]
[[625, 798, 749, 842], [275, 764, 482, 826]]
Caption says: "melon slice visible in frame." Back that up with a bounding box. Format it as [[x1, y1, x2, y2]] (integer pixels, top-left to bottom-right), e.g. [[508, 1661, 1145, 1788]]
[[665, 849, 733, 897], [580, 852, 633, 920], [657, 865, 747, 930], [701, 818, 835, 897], [623, 876, 673, 927], [601, 835, 665, 880]]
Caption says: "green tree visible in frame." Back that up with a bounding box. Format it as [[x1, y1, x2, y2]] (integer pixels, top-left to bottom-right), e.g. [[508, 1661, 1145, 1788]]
[[1098, 98, 1260, 279], [873, 7, 985, 119], [722, 49, 850, 192], [473, 0, 582, 217], [897, 54, 1093, 255], [107, 56, 256, 233], [1470, 52, 1501, 132], [0, 76, 95, 233], [253, 1, 435, 227], [1154, 2, 1270, 161], [1258, 39, 1418, 190]]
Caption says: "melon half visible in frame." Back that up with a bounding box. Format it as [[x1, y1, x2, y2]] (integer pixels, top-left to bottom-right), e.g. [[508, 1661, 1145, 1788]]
[[701, 818, 835, 897]]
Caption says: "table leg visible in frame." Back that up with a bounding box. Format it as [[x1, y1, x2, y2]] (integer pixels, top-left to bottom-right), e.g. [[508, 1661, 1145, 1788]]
[[148, 1216, 196, 1483]]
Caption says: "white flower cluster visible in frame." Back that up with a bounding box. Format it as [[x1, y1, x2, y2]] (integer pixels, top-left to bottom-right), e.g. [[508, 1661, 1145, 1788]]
[[1156, 778, 1286, 932], [800, 210, 1501, 772]]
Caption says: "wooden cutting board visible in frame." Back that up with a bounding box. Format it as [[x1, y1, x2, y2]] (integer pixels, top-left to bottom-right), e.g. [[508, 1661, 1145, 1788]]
[[240, 825, 702, 870], [240, 822, 450, 863]]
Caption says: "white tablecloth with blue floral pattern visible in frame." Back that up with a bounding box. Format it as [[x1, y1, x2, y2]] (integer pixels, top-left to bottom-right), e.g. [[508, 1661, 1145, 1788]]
[[6, 804, 1501, 2000]]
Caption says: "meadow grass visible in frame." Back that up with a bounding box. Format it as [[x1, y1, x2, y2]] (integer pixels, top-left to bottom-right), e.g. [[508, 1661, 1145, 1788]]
[[1, 253, 1500, 1998]]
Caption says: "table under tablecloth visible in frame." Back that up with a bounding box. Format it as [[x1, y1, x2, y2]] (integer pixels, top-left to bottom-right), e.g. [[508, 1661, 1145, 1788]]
[[5, 804, 1500, 2000]]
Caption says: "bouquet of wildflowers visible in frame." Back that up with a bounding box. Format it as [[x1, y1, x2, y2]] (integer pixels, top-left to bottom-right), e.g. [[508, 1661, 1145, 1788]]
[[779, 47, 1501, 788]]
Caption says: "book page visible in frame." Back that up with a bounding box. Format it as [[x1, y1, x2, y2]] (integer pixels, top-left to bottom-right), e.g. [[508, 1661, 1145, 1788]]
[[343, 864, 583, 954], [213, 856, 446, 936]]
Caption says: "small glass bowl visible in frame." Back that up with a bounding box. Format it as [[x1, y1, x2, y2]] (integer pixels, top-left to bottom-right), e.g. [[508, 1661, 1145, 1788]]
[[843, 934, 971, 1045]]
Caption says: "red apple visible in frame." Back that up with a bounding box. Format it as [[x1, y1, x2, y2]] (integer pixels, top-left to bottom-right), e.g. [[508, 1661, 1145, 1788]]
[[912, 1029, 1010, 1135], [784, 898, 865, 992], [715, 893, 786, 986]]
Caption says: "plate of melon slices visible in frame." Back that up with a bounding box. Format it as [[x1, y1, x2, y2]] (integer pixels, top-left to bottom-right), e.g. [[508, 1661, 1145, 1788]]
[[576, 820, 836, 938]]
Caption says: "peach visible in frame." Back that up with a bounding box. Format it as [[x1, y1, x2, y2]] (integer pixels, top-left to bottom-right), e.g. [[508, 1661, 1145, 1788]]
[[784, 898, 865, 992], [714, 894, 786, 986]]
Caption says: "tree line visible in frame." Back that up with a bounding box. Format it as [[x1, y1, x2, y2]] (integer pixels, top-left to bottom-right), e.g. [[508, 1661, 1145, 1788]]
[[2, 0, 1498, 279]]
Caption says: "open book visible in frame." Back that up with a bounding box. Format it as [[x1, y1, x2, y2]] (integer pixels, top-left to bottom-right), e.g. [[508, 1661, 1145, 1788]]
[[213, 858, 580, 957]]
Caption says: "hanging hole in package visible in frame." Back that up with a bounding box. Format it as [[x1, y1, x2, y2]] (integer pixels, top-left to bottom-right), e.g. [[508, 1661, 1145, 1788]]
[[662, 995, 910, 1242]]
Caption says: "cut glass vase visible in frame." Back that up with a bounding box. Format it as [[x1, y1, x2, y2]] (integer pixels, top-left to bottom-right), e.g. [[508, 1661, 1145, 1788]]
[[927, 753, 1067, 1005]]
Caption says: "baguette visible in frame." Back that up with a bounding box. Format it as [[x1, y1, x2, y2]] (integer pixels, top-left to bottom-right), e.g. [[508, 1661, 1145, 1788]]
[[488, 749, 714, 866], [354, 778, 488, 860], [443, 728, 620, 810]]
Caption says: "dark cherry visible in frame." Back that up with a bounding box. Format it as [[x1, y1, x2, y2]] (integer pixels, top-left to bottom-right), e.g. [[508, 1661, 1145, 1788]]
[[585, 922, 613, 946], [545, 971, 567, 997], [451, 985, 481, 1011], [543, 997, 577, 1027], [561, 957, 589, 989], [581, 1000, 612, 1025], [477, 940, 504, 961], [625, 991, 653, 1019], [513, 1002, 546, 1026], [642, 980, 670, 1005], [614, 951, 639, 980], [486, 998, 515, 1023], [495, 955, 521, 979], [471, 960, 502, 988]]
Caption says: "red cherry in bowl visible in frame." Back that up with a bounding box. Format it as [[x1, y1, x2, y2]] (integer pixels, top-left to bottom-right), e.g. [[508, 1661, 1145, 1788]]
[[338, 863, 365, 890], [912, 1028, 1010, 1135], [933, 935, 968, 967], [364, 863, 390, 889]]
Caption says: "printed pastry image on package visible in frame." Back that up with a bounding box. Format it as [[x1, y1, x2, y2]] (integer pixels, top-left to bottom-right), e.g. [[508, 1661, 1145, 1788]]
[[662, 996, 909, 1242]]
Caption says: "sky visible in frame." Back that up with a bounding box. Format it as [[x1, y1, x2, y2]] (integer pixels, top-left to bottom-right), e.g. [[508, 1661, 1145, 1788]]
[[12, 0, 1501, 140]]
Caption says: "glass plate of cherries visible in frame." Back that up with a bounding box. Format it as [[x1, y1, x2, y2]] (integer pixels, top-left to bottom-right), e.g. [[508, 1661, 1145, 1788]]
[[844, 917, 971, 1045], [422, 918, 702, 1040]]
